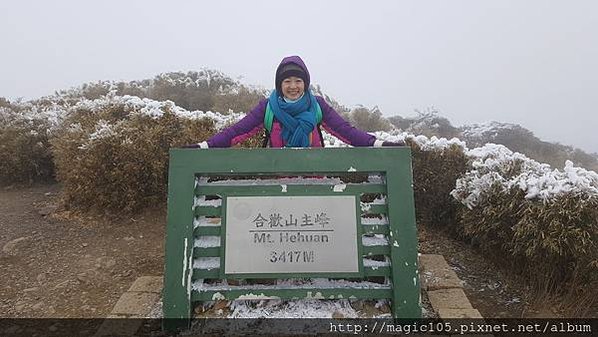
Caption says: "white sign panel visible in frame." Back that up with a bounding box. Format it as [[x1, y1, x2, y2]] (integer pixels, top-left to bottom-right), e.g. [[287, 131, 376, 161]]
[[224, 196, 358, 274]]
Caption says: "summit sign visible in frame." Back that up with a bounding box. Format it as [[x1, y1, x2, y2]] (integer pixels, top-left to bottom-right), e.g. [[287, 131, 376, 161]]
[[224, 196, 359, 274]]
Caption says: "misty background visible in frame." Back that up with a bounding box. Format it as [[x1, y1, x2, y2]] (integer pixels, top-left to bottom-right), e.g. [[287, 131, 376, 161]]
[[1, 0, 596, 153]]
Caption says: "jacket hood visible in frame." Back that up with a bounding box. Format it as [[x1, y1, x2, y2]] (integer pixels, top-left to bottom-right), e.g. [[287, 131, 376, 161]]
[[275, 55, 311, 93]]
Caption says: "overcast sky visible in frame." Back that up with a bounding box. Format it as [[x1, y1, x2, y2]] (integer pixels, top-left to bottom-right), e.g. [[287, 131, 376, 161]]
[[1, 1, 597, 154]]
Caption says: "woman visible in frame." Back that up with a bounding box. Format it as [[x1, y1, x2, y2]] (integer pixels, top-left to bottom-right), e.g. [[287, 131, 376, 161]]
[[188, 55, 403, 148]]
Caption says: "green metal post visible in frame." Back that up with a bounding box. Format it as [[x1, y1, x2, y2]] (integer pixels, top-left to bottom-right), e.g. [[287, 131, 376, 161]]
[[387, 148, 421, 318], [163, 150, 196, 331]]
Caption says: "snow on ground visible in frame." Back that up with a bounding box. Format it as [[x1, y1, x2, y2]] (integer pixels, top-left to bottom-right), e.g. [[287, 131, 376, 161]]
[[228, 298, 359, 318]]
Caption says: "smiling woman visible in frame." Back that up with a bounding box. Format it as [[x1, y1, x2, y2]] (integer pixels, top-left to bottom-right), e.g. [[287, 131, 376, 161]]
[[183, 55, 405, 149], [281, 77, 305, 101]]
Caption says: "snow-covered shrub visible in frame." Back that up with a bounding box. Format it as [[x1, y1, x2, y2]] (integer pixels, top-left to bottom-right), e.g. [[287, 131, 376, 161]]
[[452, 143, 598, 290], [0, 101, 65, 184], [51, 95, 242, 212], [369, 131, 469, 230]]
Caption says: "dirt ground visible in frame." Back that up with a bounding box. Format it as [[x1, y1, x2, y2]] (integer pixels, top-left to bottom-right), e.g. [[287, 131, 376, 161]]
[[0, 183, 582, 319], [0, 184, 165, 318], [418, 225, 528, 318]]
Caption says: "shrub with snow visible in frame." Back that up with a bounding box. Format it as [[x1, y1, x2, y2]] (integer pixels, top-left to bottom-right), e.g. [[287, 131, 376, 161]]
[[366, 131, 470, 231], [452, 143, 598, 293], [51, 95, 242, 212], [0, 101, 65, 184]]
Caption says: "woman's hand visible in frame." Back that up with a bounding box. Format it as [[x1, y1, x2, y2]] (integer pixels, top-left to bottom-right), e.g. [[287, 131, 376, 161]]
[[381, 140, 406, 147], [180, 141, 209, 149]]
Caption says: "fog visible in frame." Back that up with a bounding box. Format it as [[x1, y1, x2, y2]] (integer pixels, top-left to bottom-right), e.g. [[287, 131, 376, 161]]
[[1, 0, 596, 153]]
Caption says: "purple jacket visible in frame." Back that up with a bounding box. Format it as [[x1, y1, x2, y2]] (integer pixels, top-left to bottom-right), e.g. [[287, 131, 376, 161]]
[[207, 56, 375, 148]]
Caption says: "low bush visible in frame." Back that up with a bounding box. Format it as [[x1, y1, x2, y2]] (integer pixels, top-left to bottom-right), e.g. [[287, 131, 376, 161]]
[[409, 140, 468, 231], [452, 144, 598, 307], [0, 103, 61, 184], [51, 95, 242, 213], [370, 132, 469, 231]]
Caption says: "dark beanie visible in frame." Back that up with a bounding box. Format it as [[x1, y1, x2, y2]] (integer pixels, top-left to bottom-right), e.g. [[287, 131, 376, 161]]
[[275, 63, 307, 94]]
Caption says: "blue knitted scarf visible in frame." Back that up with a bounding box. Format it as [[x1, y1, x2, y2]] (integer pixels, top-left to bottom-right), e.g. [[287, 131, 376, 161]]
[[268, 90, 317, 147]]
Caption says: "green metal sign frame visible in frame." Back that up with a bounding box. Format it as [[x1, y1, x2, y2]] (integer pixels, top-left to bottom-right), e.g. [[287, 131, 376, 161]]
[[163, 147, 419, 331]]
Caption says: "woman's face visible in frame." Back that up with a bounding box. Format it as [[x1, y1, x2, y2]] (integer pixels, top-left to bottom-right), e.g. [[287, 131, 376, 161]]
[[281, 76, 305, 100]]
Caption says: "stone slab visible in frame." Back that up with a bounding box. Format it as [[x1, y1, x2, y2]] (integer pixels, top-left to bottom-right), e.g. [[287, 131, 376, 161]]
[[427, 288, 473, 310], [111, 291, 160, 316], [419, 254, 462, 290], [437, 308, 483, 319], [128, 276, 163, 293], [94, 318, 142, 337]]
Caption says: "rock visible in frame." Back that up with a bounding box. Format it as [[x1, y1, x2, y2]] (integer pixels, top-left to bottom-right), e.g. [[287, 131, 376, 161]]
[[36, 273, 47, 283], [52, 279, 71, 289], [23, 287, 39, 293], [195, 304, 209, 314], [38, 204, 57, 216], [332, 310, 345, 318], [82, 243, 88, 247], [77, 273, 89, 284], [214, 300, 229, 311], [351, 300, 365, 311], [378, 303, 391, 313], [32, 302, 44, 310], [2, 236, 31, 255], [105, 259, 116, 268]]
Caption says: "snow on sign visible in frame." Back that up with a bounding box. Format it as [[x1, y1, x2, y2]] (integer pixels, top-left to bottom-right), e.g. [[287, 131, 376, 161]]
[[224, 196, 359, 274]]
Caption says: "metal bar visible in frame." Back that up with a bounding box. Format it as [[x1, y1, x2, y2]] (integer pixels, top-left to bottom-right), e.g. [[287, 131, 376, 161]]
[[193, 247, 220, 257], [363, 246, 390, 256], [191, 288, 392, 301], [364, 266, 391, 277], [361, 225, 390, 235], [193, 206, 221, 217], [191, 269, 219, 280], [195, 184, 385, 196], [191, 266, 390, 280], [362, 204, 387, 215], [194, 226, 221, 236]]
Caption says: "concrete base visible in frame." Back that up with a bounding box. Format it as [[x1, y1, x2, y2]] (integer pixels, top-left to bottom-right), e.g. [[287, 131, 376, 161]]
[[419, 254, 482, 320], [419, 254, 463, 290], [94, 276, 162, 337]]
